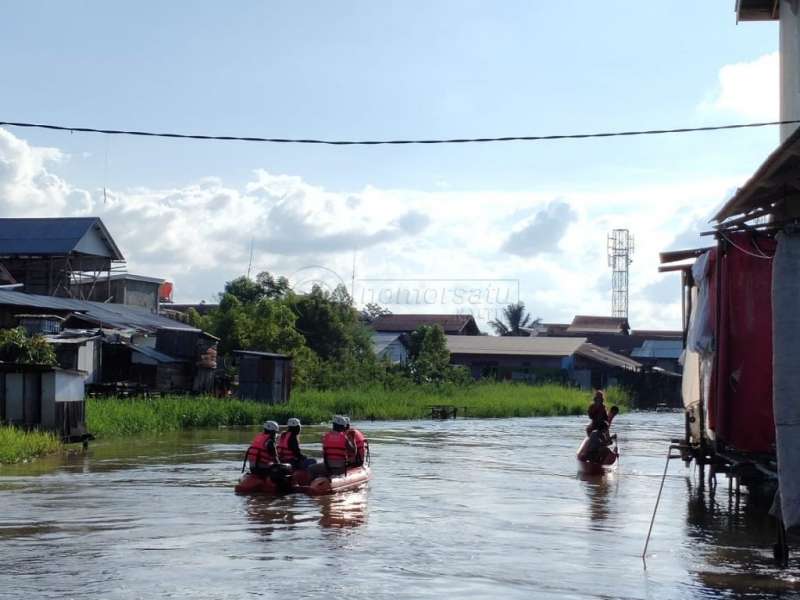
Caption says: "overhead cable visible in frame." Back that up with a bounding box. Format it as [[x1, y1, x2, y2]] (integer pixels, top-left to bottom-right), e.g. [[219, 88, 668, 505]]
[[0, 119, 797, 146]]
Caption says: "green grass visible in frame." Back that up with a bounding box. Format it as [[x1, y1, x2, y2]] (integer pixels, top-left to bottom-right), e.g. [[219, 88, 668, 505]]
[[0, 426, 62, 464], [86, 383, 630, 437]]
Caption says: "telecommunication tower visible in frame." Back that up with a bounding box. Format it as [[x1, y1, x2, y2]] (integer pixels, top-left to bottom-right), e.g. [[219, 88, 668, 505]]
[[607, 229, 634, 319]]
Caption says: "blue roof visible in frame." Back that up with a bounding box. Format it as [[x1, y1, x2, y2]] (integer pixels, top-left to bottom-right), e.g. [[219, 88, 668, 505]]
[[0, 217, 124, 260], [0, 290, 198, 333], [631, 340, 683, 359]]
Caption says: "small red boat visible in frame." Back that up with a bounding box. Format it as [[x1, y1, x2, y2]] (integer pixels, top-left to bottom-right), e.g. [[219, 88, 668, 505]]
[[235, 465, 372, 496], [575, 437, 618, 476]]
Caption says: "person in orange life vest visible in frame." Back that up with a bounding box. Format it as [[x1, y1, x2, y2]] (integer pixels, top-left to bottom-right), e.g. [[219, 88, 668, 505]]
[[277, 417, 317, 470], [248, 421, 280, 473], [344, 417, 368, 467], [321, 415, 356, 475]]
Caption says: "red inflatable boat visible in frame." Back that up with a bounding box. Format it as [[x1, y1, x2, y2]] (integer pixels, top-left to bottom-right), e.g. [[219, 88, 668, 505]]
[[235, 465, 372, 496], [575, 437, 618, 476]]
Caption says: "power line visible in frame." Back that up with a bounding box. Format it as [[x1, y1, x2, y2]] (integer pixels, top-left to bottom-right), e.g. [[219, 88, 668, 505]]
[[0, 118, 797, 146]]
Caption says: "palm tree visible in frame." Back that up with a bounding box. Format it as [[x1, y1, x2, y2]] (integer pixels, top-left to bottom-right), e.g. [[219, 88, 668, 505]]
[[490, 302, 540, 336]]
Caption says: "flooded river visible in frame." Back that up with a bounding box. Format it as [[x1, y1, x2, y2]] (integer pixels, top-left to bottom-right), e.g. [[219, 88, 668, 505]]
[[1, 412, 798, 599]]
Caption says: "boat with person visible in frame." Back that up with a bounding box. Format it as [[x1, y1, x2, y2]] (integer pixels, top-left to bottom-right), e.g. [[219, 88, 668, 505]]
[[235, 464, 372, 496], [576, 436, 618, 476]]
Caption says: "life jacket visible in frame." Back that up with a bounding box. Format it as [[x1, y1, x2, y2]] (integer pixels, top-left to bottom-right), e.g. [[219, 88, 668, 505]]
[[277, 431, 300, 463], [322, 431, 349, 467], [347, 429, 367, 464], [248, 432, 276, 468]]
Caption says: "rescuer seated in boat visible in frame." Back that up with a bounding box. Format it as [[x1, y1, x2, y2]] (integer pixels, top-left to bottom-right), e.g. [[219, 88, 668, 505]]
[[309, 415, 356, 478], [247, 421, 281, 474], [277, 417, 317, 470], [583, 420, 617, 465], [344, 417, 368, 467]]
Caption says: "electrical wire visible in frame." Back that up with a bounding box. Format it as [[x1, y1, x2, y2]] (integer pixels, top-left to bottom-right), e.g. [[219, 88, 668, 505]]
[[0, 118, 798, 146]]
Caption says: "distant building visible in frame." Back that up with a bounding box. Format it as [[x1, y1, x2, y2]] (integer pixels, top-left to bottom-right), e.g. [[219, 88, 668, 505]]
[[371, 332, 409, 364], [566, 315, 631, 335], [0, 217, 124, 297], [371, 313, 481, 335], [445, 335, 640, 388], [75, 273, 165, 312], [0, 290, 218, 394]]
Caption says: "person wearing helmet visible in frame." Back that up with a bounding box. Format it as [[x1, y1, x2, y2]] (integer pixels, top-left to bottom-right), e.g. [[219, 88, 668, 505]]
[[246, 420, 280, 474], [319, 415, 356, 476], [277, 417, 316, 470], [344, 417, 368, 467]]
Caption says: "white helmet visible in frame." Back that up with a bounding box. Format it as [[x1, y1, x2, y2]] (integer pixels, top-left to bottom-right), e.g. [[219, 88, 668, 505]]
[[263, 421, 279, 432], [332, 415, 348, 426], [287, 417, 301, 428]]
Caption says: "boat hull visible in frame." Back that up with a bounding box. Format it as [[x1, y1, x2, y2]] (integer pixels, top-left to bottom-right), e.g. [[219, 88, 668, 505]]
[[235, 465, 371, 496]]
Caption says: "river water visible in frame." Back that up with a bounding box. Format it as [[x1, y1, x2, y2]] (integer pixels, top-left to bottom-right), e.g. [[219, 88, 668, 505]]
[[1, 412, 798, 599]]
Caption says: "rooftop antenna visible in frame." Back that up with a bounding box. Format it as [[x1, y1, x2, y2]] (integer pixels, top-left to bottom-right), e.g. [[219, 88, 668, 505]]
[[607, 229, 634, 319]]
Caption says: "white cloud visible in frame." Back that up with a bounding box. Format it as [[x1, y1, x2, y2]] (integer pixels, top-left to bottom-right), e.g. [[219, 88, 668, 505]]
[[0, 127, 744, 329], [700, 51, 778, 120]]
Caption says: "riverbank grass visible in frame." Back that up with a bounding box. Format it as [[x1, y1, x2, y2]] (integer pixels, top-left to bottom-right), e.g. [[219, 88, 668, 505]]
[[0, 426, 61, 464], [87, 383, 629, 436]]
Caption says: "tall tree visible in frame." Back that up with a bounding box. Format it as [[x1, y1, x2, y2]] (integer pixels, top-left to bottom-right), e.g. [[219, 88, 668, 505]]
[[489, 302, 540, 336], [408, 324, 451, 383]]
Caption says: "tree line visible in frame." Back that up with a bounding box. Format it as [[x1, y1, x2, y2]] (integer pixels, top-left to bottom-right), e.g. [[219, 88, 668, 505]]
[[186, 272, 472, 390]]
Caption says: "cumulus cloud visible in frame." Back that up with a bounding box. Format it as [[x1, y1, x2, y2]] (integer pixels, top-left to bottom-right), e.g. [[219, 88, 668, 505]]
[[0, 127, 745, 328], [700, 51, 778, 120], [501, 200, 577, 257]]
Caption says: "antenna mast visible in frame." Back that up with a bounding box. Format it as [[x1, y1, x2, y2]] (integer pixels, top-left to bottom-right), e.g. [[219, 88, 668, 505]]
[[607, 229, 635, 319]]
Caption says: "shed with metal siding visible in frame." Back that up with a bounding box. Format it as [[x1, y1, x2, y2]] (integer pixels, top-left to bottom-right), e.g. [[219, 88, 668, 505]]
[[234, 350, 292, 404], [0, 363, 88, 441]]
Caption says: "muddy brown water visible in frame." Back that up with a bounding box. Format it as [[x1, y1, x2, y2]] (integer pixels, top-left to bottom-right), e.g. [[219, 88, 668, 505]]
[[1, 412, 798, 599]]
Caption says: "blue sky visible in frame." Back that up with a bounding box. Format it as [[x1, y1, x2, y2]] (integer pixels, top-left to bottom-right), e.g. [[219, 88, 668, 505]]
[[0, 1, 783, 328]]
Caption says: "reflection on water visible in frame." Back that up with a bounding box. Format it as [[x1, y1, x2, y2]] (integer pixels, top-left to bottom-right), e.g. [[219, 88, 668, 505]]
[[0, 414, 797, 600]]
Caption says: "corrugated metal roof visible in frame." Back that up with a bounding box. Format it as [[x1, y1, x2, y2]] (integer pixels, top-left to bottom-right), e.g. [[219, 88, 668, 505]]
[[0, 217, 124, 260], [0, 290, 198, 333], [631, 340, 683, 359], [567, 315, 630, 334], [576, 343, 641, 371], [372, 314, 480, 334], [233, 350, 290, 359], [130, 344, 183, 363], [446, 335, 585, 357], [107, 273, 165, 284]]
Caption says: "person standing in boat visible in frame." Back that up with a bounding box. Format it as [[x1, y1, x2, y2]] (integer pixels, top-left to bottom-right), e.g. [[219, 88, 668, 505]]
[[585, 391, 619, 436], [247, 421, 280, 473], [320, 415, 356, 476], [277, 417, 316, 470], [344, 417, 368, 467]]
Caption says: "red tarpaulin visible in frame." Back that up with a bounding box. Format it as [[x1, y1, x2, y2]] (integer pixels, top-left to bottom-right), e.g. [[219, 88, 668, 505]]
[[708, 232, 776, 454]]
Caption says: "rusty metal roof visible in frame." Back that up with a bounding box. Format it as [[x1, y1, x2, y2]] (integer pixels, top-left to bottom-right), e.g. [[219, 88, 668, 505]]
[[372, 314, 480, 335], [446, 335, 585, 357], [567, 315, 630, 334]]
